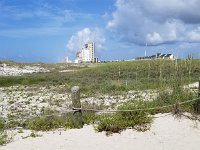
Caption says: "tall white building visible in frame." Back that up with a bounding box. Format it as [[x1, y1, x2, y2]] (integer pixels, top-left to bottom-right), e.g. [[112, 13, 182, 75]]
[[86, 42, 95, 62], [75, 42, 95, 63]]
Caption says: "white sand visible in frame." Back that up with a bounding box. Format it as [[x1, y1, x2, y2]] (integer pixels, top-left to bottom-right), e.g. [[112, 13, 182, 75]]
[[184, 82, 199, 89], [0, 64, 49, 76], [1, 113, 200, 150]]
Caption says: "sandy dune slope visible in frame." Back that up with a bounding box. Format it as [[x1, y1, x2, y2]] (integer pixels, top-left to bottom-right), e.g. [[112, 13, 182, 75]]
[[1, 113, 200, 150]]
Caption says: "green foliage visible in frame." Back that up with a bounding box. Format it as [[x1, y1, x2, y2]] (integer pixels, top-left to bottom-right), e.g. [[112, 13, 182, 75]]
[[150, 87, 196, 114], [0, 119, 5, 131], [25, 111, 97, 131], [25, 116, 71, 131], [96, 101, 153, 134], [25, 112, 93, 131], [1, 60, 200, 95], [95, 86, 197, 134], [17, 129, 24, 133], [22, 132, 42, 139], [29, 132, 42, 138], [0, 119, 7, 145], [5, 114, 22, 129], [0, 131, 7, 146], [82, 112, 96, 125], [1, 60, 200, 136]]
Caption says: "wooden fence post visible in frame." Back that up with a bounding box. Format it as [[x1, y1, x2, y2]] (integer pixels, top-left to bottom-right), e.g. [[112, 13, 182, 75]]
[[71, 86, 83, 128], [197, 78, 200, 113], [194, 78, 200, 113]]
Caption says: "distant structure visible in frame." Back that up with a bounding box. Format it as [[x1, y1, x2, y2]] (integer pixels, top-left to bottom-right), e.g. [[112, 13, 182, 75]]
[[75, 42, 98, 63], [136, 53, 176, 60], [64, 57, 72, 63]]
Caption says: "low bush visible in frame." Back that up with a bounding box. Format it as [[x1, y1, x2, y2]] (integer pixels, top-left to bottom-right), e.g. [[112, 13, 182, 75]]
[[82, 112, 96, 125], [26, 116, 62, 131], [25, 115, 77, 131], [0, 119, 7, 145], [95, 101, 153, 135], [150, 87, 196, 114], [25, 112, 96, 131], [0, 131, 7, 146]]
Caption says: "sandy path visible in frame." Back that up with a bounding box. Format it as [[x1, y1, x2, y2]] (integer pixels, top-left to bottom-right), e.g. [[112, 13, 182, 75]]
[[1, 113, 200, 150]]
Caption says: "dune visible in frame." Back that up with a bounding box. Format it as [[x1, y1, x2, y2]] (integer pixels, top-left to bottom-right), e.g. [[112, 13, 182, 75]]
[[1, 113, 200, 150]]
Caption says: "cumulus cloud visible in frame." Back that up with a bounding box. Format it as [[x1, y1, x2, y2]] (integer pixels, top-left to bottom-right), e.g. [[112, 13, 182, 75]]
[[186, 27, 200, 42], [66, 28, 105, 52], [139, 0, 200, 24], [107, 0, 200, 46], [146, 32, 163, 45]]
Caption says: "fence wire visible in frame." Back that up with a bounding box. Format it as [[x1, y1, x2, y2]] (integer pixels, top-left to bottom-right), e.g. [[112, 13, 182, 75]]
[[73, 97, 200, 113], [0, 97, 200, 122]]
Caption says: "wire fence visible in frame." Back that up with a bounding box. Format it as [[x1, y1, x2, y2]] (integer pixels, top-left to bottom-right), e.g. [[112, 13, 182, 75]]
[[73, 97, 200, 112], [1, 97, 199, 122]]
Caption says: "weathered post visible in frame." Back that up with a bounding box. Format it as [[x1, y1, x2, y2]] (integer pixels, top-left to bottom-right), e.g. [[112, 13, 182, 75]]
[[71, 86, 83, 128], [194, 78, 200, 113], [198, 78, 200, 98], [197, 78, 200, 113]]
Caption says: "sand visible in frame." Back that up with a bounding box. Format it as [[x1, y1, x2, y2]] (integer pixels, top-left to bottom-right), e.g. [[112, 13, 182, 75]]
[[0, 64, 49, 76], [1, 113, 200, 150]]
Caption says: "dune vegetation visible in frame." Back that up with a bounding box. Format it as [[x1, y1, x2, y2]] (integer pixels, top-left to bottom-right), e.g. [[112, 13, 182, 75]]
[[0, 59, 200, 144]]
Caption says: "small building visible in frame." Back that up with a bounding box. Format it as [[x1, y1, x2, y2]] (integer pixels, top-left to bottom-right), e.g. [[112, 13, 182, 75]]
[[136, 53, 176, 60], [64, 57, 72, 63], [165, 54, 176, 60]]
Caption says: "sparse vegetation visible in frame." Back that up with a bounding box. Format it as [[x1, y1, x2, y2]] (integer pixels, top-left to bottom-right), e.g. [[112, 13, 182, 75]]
[[24, 112, 95, 131], [22, 131, 42, 139], [0, 131, 7, 146], [95, 102, 153, 135], [0, 59, 200, 141], [17, 129, 24, 133], [0, 119, 7, 145], [25, 115, 73, 131], [1, 60, 200, 95], [95, 86, 197, 134]]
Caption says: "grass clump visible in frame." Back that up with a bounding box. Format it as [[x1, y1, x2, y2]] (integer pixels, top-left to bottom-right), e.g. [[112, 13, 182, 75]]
[[17, 129, 24, 133], [150, 87, 197, 114], [0, 131, 7, 146], [25, 112, 96, 131], [0, 119, 7, 146], [22, 131, 42, 139], [82, 112, 96, 125], [95, 101, 153, 135], [95, 86, 197, 135], [1, 59, 200, 95], [25, 115, 75, 131]]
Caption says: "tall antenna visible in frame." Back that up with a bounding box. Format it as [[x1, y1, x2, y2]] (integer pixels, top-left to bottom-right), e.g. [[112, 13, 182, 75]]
[[145, 43, 147, 57]]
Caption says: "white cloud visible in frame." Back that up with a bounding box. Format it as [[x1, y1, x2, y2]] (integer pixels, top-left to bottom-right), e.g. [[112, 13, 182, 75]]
[[146, 32, 163, 45], [140, 0, 200, 24], [66, 28, 105, 52], [186, 27, 200, 42], [107, 0, 200, 46]]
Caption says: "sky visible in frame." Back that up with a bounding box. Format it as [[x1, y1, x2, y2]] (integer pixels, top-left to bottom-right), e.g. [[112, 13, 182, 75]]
[[0, 0, 200, 63]]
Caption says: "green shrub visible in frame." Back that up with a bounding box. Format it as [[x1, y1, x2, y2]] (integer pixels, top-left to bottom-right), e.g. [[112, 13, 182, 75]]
[[82, 112, 96, 125], [0, 131, 7, 145], [0, 119, 7, 145], [25, 113, 82, 131], [25, 111, 98, 131], [1, 60, 200, 95], [151, 87, 196, 114], [95, 101, 153, 135], [0, 120, 5, 131], [26, 116, 65, 131]]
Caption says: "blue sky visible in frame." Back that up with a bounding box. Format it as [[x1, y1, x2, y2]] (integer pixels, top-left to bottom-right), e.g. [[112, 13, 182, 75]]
[[0, 0, 200, 62]]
